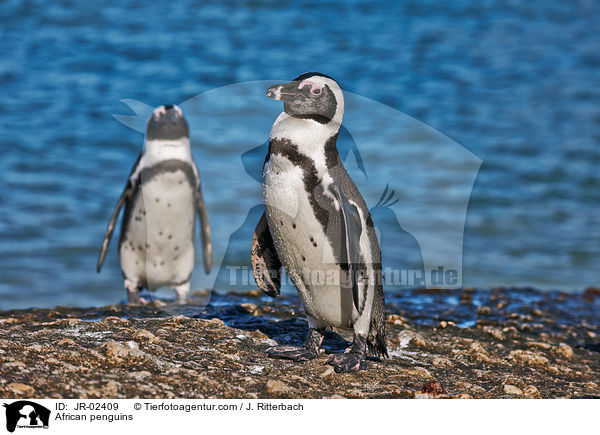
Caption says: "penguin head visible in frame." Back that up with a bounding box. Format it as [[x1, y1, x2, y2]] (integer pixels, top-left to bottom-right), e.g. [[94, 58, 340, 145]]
[[266, 72, 344, 125], [146, 104, 189, 140]]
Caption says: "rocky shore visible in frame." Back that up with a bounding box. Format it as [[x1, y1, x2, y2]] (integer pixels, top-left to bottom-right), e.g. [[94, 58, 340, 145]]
[[1, 288, 599, 399]]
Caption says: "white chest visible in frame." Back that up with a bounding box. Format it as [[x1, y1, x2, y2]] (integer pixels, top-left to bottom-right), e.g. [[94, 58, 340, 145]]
[[120, 169, 196, 288]]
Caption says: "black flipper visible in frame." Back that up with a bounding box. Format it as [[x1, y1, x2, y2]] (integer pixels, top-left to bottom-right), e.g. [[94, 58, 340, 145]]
[[195, 183, 212, 274], [251, 212, 282, 297], [331, 184, 363, 312], [96, 152, 142, 273]]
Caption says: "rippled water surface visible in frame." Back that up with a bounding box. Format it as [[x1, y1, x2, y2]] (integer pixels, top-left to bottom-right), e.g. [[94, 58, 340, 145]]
[[0, 0, 599, 309]]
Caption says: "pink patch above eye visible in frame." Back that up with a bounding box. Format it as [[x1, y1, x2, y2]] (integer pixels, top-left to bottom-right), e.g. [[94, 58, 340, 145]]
[[152, 105, 167, 120], [298, 80, 324, 95]]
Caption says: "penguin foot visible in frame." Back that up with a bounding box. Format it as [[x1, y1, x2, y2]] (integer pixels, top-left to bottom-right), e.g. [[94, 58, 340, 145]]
[[326, 352, 367, 373], [173, 282, 190, 305], [266, 345, 318, 361], [126, 287, 148, 306], [128, 295, 149, 306], [266, 328, 324, 362], [326, 334, 368, 373]]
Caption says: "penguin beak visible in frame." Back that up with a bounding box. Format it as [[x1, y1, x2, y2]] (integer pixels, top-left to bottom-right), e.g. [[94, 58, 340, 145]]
[[164, 105, 182, 121], [266, 82, 298, 101], [152, 105, 183, 121]]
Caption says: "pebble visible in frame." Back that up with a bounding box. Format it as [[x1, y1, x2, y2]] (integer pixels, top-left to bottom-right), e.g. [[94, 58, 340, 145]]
[[432, 357, 454, 368], [503, 384, 523, 395], [455, 382, 486, 394], [526, 341, 552, 350], [397, 330, 416, 348], [128, 371, 152, 381], [508, 350, 549, 366], [265, 380, 296, 394], [57, 338, 76, 346], [420, 381, 447, 395], [554, 343, 574, 360], [477, 306, 492, 315], [469, 342, 493, 362], [102, 316, 129, 325], [482, 326, 505, 340], [133, 329, 158, 343], [105, 340, 145, 360], [523, 385, 541, 398], [320, 366, 335, 378], [8, 382, 35, 396], [409, 334, 430, 349], [404, 367, 432, 378], [392, 389, 415, 398]]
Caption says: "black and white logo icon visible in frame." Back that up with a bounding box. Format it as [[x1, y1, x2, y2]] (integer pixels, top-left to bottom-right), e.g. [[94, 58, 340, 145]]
[[3, 401, 50, 433]]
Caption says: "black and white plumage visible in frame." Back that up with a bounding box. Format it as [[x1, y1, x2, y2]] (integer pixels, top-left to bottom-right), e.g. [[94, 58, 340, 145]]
[[97, 105, 212, 305], [251, 73, 387, 372]]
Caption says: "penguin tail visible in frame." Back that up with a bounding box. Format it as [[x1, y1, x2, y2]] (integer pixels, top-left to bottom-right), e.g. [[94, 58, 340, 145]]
[[367, 283, 388, 358]]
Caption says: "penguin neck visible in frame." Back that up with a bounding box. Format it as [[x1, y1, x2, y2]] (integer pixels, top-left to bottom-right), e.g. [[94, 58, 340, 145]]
[[270, 112, 340, 170], [143, 137, 193, 166]]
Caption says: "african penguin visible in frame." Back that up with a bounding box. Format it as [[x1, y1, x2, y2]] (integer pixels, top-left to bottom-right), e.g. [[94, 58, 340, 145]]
[[97, 104, 212, 305], [251, 73, 388, 372]]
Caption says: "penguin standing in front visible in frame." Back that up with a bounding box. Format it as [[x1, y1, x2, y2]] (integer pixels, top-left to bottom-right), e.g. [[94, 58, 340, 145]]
[[251, 73, 387, 372], [97, 104, 212, 305]]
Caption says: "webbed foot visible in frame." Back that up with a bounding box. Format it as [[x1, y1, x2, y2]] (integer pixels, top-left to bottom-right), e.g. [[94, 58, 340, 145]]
[[126, 283, 148, 306], [266, 345, 318, 361], [266, 328, 324, 362], [326, 334, 368, 373]]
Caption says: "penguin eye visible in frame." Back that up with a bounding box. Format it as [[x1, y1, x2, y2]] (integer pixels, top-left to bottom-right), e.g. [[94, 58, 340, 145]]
[[310, 88, 322, 96]]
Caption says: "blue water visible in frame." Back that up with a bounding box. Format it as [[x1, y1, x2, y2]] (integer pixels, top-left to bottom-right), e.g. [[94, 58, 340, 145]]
[[1, 0, 599, 309]]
